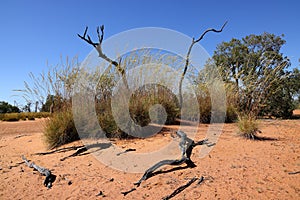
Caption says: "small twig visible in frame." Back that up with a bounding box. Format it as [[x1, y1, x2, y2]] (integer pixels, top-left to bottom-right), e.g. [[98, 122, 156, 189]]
[[162, 177, 198, 200], [288, 171, 300, 175], [121, 188, 136, 196], [96, 191, 106, 197], [116, 148, 136, 156], [197, 176, 204, 184], [14, 134, 28, 139]]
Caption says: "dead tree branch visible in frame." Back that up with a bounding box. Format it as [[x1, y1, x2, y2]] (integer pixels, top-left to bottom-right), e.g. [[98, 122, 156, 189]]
[[22, 155, 56, 188], [78, 25, 128, 88], [178, 21, 228, 108], [78, 26, 118, 66], [134, 131, 209, 187]]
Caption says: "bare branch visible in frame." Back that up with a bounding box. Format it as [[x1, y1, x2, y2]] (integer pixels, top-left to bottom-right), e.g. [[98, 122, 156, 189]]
[[78, 25, 117, 66], [77, 26, 98, 48], [97, 25, 104, 44], [178, 21, 227, 108], [78, 25, 128, 88], [194, 21, 228, 43]]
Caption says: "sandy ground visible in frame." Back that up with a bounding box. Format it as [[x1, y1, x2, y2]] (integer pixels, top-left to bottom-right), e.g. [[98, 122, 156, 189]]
[[0, 113, 299, 200]]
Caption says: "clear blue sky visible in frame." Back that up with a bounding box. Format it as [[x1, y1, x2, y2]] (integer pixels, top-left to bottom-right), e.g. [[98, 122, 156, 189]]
[[0, 0, 299, 107]]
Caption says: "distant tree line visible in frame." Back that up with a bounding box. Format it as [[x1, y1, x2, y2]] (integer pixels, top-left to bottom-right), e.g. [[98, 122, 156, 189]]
[[0, 101, 20, 113]]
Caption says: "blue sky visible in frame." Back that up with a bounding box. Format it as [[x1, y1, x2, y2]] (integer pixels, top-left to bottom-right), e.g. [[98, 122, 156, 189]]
[[0, 0, 299, 107]]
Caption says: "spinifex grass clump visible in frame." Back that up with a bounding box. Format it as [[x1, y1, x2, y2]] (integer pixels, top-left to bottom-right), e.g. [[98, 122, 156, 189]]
[[43, 109, 78, 149], [129, 84, 179, 126], [237, 115, 260, 139]]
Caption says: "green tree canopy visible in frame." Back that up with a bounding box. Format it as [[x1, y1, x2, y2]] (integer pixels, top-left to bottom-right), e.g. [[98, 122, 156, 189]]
[[212, 32, 297, 118], [0, 101, 20, 113]]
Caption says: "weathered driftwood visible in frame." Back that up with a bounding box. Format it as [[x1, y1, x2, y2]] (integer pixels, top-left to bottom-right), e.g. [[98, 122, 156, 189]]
[[22, 155, 56, 188], [134, 131, 209, 187]]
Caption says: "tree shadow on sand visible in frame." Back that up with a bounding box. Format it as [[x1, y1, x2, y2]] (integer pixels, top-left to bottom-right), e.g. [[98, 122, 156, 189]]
[[252, 135, 278, 141], [34, 143, 112, 161]]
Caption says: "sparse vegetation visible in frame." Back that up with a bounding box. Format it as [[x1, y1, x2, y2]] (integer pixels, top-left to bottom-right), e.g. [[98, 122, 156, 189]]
[[15, 29, 300, 147], [0, 112, 50, 121]]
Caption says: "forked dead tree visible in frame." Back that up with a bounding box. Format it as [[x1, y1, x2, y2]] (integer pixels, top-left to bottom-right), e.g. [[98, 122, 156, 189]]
[[178, 21, 227, 108]]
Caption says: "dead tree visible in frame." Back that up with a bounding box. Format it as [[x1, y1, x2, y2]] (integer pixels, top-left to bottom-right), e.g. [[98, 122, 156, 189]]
[[78, 25, 128, 89], [35, 101, 39, 112], [178, 21, 227, 108]]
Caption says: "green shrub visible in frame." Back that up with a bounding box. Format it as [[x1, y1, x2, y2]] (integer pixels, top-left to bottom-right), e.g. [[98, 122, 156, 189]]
[[96, 99, 120, 138], [225, 105, 238, 123], [27, 112, 35, 120], [129, 85, 179, 126], [19, 113, 27, 120], [0, 112, 51, 121], [43, 110, 79, 149], [1, 113, 20, 121], [237, 115, 260, 139]]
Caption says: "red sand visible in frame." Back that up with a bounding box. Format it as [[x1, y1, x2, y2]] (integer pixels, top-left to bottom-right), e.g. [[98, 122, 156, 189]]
[[0, 116, 299, 199]]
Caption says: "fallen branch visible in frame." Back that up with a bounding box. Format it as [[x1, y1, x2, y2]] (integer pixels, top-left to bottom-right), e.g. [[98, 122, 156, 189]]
[[134, 131, 209, 186], [22, 155, 56, 188], [162, 177, 198, 200]]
